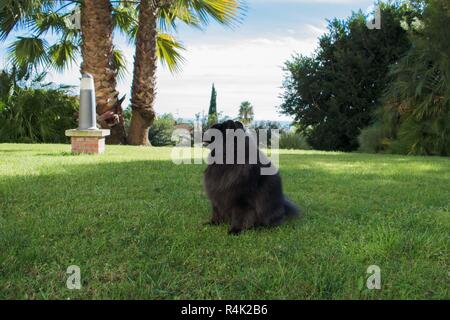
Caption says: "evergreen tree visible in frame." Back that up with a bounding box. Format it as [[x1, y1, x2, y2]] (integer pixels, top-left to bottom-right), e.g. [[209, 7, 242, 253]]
[[208, 84, 218, 126], [280, 3, 417, 151]]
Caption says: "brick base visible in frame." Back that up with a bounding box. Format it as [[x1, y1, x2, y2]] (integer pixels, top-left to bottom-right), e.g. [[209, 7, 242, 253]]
[[71, 137, 105, 154]]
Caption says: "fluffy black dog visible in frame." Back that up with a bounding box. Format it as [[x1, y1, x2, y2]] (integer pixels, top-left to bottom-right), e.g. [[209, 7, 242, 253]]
[[203, 120, 299, 235]]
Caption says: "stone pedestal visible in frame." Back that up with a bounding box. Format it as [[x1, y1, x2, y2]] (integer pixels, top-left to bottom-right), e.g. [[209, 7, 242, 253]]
[[65, 129, 110, 154]]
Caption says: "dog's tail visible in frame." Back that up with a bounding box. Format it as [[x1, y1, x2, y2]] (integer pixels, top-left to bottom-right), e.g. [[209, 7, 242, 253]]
[[284, 197, 300, 218]]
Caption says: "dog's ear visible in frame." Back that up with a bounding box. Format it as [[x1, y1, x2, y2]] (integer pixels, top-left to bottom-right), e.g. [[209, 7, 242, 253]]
[[234, 121, 244, 130], [210, 123, 222, 131], [223, 120, 236, 130]]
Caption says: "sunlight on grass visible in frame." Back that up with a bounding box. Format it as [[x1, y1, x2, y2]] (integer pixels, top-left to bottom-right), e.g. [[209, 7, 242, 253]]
[[0, 144, 449, 299]]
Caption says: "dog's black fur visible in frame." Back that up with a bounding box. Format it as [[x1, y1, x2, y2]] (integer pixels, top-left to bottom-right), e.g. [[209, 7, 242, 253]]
[[203, 120, 299, 235]]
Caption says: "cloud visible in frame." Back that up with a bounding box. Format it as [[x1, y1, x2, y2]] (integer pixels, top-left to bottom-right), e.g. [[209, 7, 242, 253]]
[[4, 15, 327, 121], [0, 0, 377, 122], [153, 33, 320, 121], [47, 26, 322, 121]]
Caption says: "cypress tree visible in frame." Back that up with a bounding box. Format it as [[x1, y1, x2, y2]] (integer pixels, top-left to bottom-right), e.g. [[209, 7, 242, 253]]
[[208, 84, 218, 126]]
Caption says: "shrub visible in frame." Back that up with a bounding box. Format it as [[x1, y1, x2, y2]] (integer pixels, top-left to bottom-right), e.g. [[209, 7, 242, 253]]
[[251, 121, 287, 148], [357, 124, 387, 154], [390, 117, 450, 156], [279, 131, 311, 150], [372, 0, 450, 156], [148, 113, 176, 146], [0, 88, 78, 143]]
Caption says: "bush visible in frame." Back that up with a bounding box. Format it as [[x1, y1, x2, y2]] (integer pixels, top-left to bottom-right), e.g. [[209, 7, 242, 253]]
[[390, 117, 450, 156], [251, 121, 287, 148], [357, 124, 387, 154], [279, 131, 311, 150], [123, 107, 132, 133], [148, 113, 176, 146], [370, 0, 450, 156], [0, 88, 78, 143]]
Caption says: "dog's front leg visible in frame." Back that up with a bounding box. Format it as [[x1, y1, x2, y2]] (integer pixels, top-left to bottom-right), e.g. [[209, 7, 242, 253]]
[[208, 205, 223, 225], [229, 206, 251, 235]]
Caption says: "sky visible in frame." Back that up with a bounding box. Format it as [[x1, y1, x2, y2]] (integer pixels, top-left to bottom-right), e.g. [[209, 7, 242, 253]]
[[0, 0, 375, 121]]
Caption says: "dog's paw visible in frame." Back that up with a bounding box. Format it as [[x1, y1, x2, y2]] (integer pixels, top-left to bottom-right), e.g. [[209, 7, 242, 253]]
[[228, 227, 242, 235], [204, 220, 221, 226]]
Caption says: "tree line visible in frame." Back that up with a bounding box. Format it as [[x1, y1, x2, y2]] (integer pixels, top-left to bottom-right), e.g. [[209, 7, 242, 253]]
[[280, 0, 449, 156], [206, 83, 255, 126], [143, 112, 310, 150]]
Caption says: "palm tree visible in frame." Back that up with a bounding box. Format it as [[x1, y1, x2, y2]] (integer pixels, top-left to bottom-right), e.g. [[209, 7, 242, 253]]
[[80, 0, 127, 144], [127, 0, 158, 145], [1, 0, 243, 145], [0, 0, 128, 143], [128, 0, 244, 145], [379, 0, 450, 156], [0, 0, 185, 144], [238, 101, 254, 125]]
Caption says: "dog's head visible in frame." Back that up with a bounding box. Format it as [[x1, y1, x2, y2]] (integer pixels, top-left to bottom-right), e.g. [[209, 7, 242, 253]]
[[203, 120, 245, 147], [203, 121, 247, 163]]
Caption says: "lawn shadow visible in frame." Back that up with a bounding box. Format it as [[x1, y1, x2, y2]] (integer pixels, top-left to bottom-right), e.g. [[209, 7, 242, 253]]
[[2, 153, 448, 229], [36, 152, 84, 157], [1, 153, 449, 299], [0, 149, 37, 153]]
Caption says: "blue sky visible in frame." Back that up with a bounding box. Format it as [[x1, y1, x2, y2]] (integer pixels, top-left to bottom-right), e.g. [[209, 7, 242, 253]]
[[0, 0, 375, 121]]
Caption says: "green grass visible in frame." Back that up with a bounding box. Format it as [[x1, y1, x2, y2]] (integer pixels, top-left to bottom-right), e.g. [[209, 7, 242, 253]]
[[0, 143, 449, 299]]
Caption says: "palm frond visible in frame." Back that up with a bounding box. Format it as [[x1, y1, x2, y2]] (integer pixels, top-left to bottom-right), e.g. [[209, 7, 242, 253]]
[[113, 4, 138, 35], [0, 0, 38, 40], [181, 0, 245, 27], [112, 47, 129, 81], [7, 36, 50, 74], [33, 11, 69, 35], [156, 32, 186, 73], [48, 40, 79, 72], [158, 0, 246, 30]]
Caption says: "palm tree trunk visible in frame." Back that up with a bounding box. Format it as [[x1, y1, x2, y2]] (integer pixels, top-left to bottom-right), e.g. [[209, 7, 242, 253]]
[[80, 0, 127, 144], [128, 0, 158, 146]]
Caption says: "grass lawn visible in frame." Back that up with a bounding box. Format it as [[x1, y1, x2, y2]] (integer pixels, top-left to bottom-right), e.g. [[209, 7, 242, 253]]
[[0, 143, 449, 299]]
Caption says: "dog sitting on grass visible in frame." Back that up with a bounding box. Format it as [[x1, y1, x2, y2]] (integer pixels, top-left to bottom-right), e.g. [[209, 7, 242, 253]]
[[203, 120, 299, 235]]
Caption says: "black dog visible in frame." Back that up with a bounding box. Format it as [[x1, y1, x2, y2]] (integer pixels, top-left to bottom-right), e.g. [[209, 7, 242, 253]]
[[203, 120, 299, 235]]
